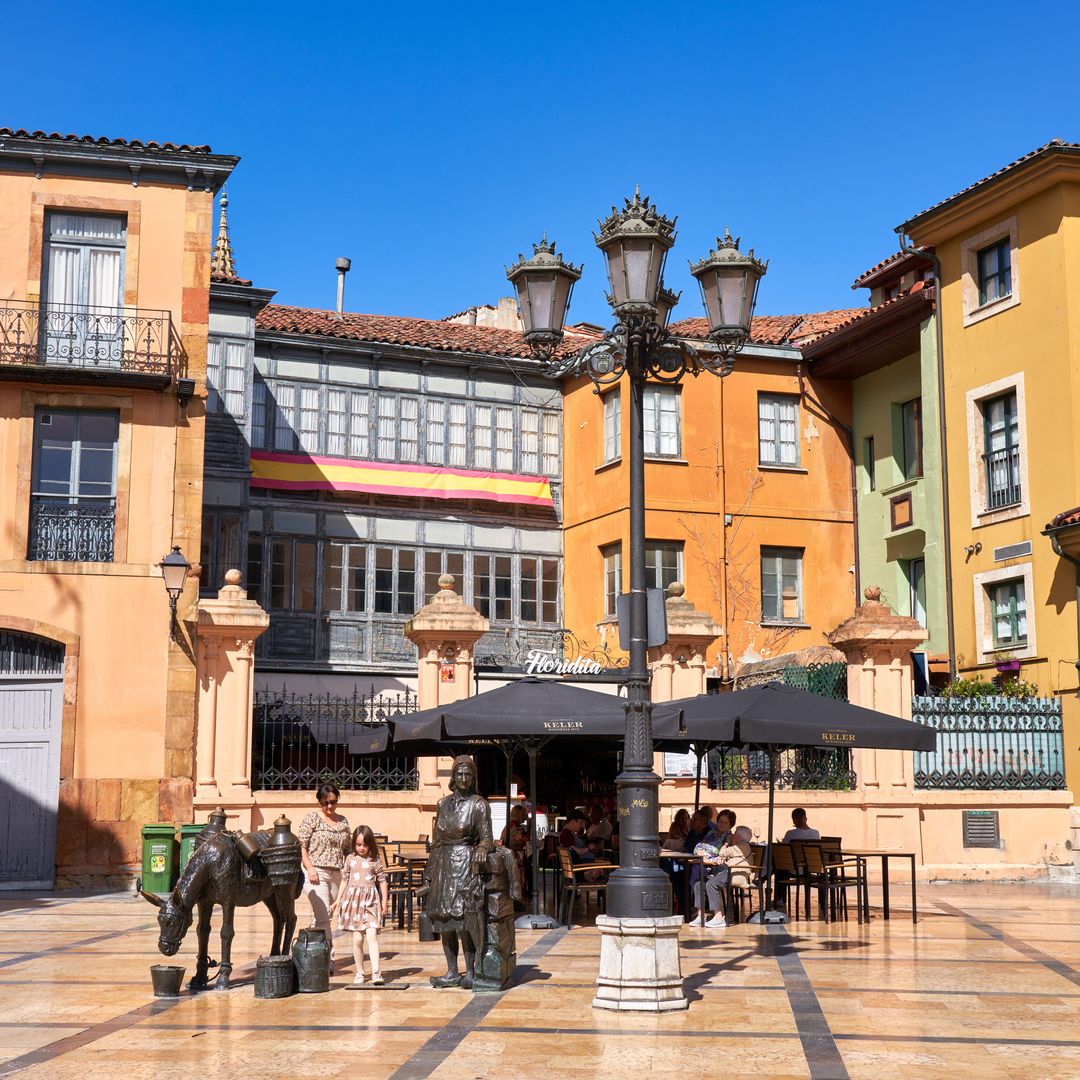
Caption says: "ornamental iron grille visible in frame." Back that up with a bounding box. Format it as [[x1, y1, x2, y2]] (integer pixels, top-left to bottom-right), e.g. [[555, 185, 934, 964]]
[[0, 631, 65, 675], [28, 497, 115, 562], [913, 695, 1065, 790], [474, 625, 628, 671], [709, 662, 855, 791], [0, 299, 174, 377], [252, 687, 419, 792]]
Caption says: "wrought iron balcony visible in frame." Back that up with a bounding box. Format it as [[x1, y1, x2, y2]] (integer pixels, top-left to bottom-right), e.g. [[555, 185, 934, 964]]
[[0, 299, 174, 385], [28, 497, 115, 562], [983, 445, 1021, 510]]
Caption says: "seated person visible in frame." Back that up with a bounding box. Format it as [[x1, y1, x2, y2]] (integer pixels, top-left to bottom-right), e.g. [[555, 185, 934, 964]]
[[684, 809, 714, 900], [693, 825, 753, 929], [666, 809, 690, 851], [585, 804, 612, 854], [782, 807, 820, 843], [500, 804, 530, 901], [713, 809, 736, 847], [559, 812, 604, 882]]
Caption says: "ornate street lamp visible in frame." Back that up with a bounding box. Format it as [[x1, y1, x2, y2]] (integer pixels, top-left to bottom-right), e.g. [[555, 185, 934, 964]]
[[159, 545, 191, 640], [507, 194, 766, 928]]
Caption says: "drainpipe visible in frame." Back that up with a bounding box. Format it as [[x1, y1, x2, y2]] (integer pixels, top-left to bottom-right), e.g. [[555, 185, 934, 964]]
[[796, 365, 861, 605], [895, 235, 956, 681], [719, 372, 731, 682], [1046, 530, 1080, 688]]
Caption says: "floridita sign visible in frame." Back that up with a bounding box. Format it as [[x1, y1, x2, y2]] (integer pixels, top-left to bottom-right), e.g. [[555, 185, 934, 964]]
[[524, 649, 604, 677]]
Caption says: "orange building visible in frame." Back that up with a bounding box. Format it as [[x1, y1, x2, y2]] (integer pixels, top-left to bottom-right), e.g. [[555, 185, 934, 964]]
[[0, 129, 235, 886], [561, 312, 859, 678]]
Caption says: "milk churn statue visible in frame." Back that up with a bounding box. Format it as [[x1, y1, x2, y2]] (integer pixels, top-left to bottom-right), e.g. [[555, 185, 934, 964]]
[[474, 845, 520, 992], [424, 756, 493, 988]]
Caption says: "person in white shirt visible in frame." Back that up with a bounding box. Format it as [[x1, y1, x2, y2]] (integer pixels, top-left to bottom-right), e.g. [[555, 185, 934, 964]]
[[781, 807, 820, 844]]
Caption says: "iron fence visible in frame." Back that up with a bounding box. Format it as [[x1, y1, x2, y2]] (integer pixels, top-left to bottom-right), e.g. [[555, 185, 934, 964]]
[[252, 688, 419, 792], [0, 299, 174, 377], [27, 497, 115, 562], [709, 661, 854, 790], [913, 695, 1065, 789], [983, 445, 1022, 510]]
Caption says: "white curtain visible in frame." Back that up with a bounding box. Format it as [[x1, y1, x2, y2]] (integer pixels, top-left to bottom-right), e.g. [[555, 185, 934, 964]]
[[46, 246, 80, 309]]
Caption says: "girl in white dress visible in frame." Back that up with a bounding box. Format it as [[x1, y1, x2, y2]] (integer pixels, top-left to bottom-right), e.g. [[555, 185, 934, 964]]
[[331, 825, 389, 984]]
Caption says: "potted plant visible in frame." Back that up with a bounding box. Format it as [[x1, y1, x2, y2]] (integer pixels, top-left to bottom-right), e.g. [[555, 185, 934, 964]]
[[994, 651, 1022, 674]]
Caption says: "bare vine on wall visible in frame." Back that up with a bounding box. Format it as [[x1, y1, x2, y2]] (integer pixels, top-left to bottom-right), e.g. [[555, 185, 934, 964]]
[[680, 465, 801, 677]]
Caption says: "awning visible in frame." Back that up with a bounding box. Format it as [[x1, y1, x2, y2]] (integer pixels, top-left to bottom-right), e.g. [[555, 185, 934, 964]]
[[250, 450, 553, 508]]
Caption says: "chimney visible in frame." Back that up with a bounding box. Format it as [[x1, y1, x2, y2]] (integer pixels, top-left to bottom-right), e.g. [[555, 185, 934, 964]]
[[335, 257, 351, 317]]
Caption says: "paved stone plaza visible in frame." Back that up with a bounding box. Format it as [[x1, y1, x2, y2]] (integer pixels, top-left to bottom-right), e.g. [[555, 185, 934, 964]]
[[0, 883, 1078, 1079]]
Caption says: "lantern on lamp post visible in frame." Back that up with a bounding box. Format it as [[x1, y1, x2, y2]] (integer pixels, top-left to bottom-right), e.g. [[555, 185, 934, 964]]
[[506, 237, 582, 359], [158, 545, 191, 640]]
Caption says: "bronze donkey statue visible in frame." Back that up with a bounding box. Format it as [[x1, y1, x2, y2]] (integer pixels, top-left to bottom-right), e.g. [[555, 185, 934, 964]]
[[140, 823, 299, 991]]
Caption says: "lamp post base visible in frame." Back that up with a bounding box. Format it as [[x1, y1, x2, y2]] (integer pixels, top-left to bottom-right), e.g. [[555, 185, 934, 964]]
[[746, 909, 788, 925], [592, 914, 688, 1012], [514, 913, 559, 930]]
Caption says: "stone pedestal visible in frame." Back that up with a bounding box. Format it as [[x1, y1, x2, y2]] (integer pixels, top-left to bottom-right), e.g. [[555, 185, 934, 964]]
[[592, 915, 688, 1012]]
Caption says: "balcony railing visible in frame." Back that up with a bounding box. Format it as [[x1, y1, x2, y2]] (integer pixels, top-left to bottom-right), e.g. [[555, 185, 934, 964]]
[[983, 444, 1021, 510], [28, 497, 115, 562], [0, 299, 174, 378]]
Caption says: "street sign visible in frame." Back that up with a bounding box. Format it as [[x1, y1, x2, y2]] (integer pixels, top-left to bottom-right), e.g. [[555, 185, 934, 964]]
[[615, 589, 668, 651]]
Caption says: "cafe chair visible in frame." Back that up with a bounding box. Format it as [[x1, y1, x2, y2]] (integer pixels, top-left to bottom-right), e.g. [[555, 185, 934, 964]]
[[557, 848, 618, 928], [771, 842, 810, 921], [728, 845, 766, 923], [801, 843, 866, 924]]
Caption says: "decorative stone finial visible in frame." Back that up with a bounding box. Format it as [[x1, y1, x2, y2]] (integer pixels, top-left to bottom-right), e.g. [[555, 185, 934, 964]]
[[864, 585, 883, 603], [224, 568, 242, 586], [211, 189, 238, 278], [666, 580, 686, 599], [438, 573, 455, 591]]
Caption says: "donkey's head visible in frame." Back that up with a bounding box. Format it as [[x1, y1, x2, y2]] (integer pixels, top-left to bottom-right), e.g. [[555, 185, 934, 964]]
[[139, 886, 193, 956]]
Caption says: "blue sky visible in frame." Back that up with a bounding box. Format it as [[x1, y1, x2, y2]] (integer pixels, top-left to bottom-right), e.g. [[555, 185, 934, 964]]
[[6, 3, 1078, 325]]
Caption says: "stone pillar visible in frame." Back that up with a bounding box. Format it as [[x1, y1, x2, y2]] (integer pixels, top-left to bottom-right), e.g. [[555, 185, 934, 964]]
[[648, 582, 722, 704], [404, 574, 489, 792], [193, 569, 270, 831], [827, 586, 928, 852]]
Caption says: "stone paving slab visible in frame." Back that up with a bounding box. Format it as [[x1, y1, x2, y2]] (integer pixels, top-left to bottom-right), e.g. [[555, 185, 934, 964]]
[[0, 883, 1078, 1078]]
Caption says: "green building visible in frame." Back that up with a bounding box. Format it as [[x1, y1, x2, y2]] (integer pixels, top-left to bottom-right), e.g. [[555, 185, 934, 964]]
[[805, 251, 950, 671]]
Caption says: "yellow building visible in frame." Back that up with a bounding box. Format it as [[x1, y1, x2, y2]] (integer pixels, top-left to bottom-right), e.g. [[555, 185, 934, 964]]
[[0, 129, 235, 886], [898, 139, 1080, 788]]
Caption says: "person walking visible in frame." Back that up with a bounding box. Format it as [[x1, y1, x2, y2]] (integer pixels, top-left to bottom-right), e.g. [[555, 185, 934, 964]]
[[297, 782, 351, 969], [332, 825, 389, 985]]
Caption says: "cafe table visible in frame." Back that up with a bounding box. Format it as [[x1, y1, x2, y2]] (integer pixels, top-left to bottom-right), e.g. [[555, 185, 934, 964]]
[[658, 849, 706, 927], [841, 849, 918, 923]]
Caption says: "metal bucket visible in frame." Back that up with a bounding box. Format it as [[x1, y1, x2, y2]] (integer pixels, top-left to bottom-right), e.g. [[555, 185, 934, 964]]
[[235, 830, 270, 863], [291, 928, 331, 993], [254, 955, 295, 999], [150, 964, 185, 997]]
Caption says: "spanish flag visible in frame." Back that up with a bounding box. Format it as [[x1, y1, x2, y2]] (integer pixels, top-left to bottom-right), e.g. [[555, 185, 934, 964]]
[[249, 450, 554, 508]]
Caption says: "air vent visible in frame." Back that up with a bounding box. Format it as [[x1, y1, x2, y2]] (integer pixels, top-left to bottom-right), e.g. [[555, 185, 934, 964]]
[[994, 541, 1032, 562], [962, 810, 1000, 848]]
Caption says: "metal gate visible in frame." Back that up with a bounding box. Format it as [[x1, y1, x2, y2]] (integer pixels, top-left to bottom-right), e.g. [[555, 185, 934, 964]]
[[0, 632, 65, 888]]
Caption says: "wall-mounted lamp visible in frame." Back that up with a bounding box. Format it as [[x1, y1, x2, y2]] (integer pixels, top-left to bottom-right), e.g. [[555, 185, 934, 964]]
[[176, 378, 196, 410], [159, 545, 191, 639], [963, 541, 983, 561]]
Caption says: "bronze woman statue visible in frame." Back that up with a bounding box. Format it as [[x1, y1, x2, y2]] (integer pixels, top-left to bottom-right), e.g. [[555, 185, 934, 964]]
[[425, 755, 493, 988]]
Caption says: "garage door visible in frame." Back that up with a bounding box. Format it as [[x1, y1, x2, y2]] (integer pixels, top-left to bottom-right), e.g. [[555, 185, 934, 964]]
[[0, 632, 64, 889]]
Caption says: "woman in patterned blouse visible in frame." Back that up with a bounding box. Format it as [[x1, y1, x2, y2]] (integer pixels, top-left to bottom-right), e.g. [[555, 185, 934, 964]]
[[297, 782, 351, 967]]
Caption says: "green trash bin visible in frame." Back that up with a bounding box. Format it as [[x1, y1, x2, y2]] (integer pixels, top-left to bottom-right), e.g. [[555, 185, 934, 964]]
[[178, 823, 205, 874], [141, 824, 178, 894]]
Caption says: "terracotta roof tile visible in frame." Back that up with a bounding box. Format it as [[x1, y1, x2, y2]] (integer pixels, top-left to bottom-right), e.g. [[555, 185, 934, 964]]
[[669, 310, 863, 346], [851, 249, 933, 290], [1048, 506, 1080, 529], [0, 127, 213, 154], [899, 139, 1080, 232], [211, 270, 254, 287], [799, 285, 933, 353], [256, 304, 589, 360]]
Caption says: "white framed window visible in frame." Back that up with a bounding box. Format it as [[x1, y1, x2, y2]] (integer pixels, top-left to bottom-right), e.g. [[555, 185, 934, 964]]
[[644, 386, 680, 457], [603, 390, 621, 463], [474, 405, 492, 469], [349, 392, 369, 458], [495, 407, 514, 471], [965, 373, 1029, 527], [377, 396, 396, 459], [322, 542, 367, 612], [298, 386, 320, 453], [326, 390, 347, 456], [400, 396, 419, 462], [972, 562, 1036, 663], [761, 546, 803, 623], [961, 216, 1020, 326], [252, 376, 268, 449], [448, 402, 468, 467], [602, 543, 622, 618], [273, 384, 296, 451], [758, 393, 799, 466], [427, 400, 446, 465], [541, 412, 559, 476], [521, 410, 540, 474], [645, 541, 683, 592], [207, 338, 248, 416]]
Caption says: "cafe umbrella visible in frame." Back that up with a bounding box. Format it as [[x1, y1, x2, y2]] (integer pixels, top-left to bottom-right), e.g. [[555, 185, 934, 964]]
[[390, 677, 678, 929], [659, 681, 936, 923]]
